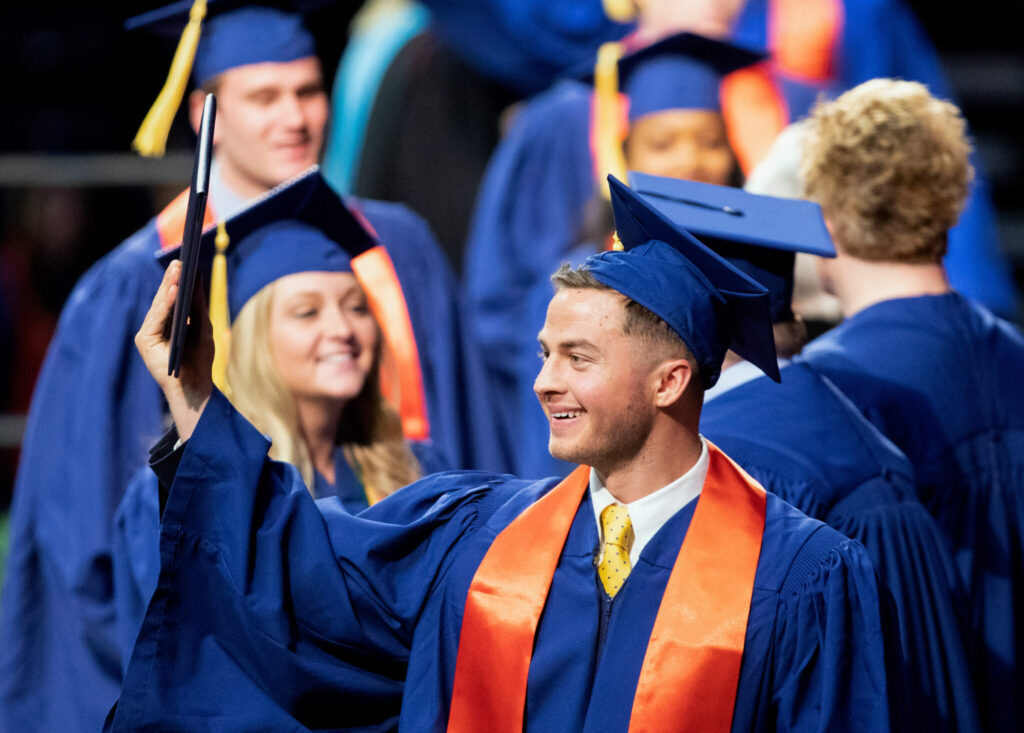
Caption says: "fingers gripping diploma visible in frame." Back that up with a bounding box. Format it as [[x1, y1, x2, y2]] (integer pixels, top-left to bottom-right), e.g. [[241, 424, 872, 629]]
[[136, 260, 215, 441]]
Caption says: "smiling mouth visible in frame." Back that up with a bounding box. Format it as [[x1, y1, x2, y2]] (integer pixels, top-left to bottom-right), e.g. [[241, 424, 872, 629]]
[[318, 353, 356, 363], [551, 410, 583, 420]]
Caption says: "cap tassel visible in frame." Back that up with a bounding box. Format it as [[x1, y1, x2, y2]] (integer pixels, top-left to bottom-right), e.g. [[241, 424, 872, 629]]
[[132, 0, 208, 157], [209, 220, 232, 396], [593, 42, 629, 200], [602, 0, 638, 23]]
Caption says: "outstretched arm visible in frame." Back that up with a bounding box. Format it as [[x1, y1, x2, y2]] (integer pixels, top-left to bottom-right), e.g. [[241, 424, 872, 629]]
[[134, 260, 213, 440]]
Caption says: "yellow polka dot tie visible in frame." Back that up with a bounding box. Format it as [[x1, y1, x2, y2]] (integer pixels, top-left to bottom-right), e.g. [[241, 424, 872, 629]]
[[598, 504, 634, 598]]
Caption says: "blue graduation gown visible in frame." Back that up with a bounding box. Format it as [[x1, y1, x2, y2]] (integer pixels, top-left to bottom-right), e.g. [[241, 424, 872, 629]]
[[0, 195, 502, 733], [111, 440, 448, 675], [702, 359, 979, 731], [801, 292, 1024, 731], [0, 222, 166, 733], [111, 390, 905, 731]]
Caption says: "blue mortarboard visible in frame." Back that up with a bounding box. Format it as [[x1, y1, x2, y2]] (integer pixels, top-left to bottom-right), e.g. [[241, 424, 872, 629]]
[[583, 176, 780, 387], [628, 171, 835, 322], [127, 0, 324, 156], [158, 167, 376, 320], [127, 0, 320, 85], [580, 32, 765, 121]]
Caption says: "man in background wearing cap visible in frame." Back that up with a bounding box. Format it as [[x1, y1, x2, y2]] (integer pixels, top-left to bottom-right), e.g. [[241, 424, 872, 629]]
[[626, 173, 978, 731], [0, 4, 502, 731], [798, 78, 1024, 732], [110, 176, 904, 731]]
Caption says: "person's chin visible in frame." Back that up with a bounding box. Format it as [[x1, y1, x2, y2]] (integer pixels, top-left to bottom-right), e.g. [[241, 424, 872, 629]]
[[548, 436, 586, 466], [276, 143, 318, 167]]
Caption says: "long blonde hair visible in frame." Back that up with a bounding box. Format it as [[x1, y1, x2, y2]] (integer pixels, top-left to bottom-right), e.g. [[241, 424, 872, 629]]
[[226, 281, 421, 502]]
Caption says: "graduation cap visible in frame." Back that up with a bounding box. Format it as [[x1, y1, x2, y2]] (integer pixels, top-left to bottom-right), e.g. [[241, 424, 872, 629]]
[[628, 171, 835, 322], [158, 165, 375, 392], [585, 32, 764, 195], [158, 166, 375, 321], [127, 0, 323, 156], [581, 32, 766, 120], [583, 176, 780, 387]]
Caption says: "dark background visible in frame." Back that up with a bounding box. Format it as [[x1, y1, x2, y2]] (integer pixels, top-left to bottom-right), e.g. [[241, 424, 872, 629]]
[[1, 0, 1022, 511]]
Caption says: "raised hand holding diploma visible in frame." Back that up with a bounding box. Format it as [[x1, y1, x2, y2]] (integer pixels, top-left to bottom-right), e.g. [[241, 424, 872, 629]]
[[136, 260, 215, 441]]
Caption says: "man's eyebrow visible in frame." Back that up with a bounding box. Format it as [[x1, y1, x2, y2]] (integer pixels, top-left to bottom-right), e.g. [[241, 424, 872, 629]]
[[244, 85, 280, 97], [554, 338, 599, 351]]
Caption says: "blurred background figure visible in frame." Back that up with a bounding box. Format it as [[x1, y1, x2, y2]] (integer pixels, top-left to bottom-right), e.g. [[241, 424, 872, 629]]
[[800, 78, 1024, 732], [322, 0, 629, 268]]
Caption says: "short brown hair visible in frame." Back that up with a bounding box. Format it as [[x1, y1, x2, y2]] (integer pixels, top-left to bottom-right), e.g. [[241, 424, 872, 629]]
[[802, 79, 973, 264], [549, 263, 698, 372]]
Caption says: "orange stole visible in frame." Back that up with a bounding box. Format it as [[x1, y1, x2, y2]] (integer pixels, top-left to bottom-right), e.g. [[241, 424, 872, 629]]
[[155, 188, 217, 250], [447, 444, 767, 732], [351, 247, 430, 442], [770, 0, 843, 83], [719, 63, 789, 177]]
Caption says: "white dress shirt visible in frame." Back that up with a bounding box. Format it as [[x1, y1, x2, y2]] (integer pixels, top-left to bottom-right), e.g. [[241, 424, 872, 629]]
[[589, 437, 710, 565], [704, 358, 789, 403], [208, 159, 251, 221]]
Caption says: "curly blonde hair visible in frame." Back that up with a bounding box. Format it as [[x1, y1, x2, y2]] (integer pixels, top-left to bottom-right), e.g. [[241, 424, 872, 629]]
[[801, 79, 973, 264]]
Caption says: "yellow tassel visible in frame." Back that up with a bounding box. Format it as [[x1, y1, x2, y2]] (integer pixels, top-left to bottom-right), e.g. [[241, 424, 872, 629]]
[[602, 0, 638, 23], [611, 232, 624, 251], [593, 41, 629, 200], [209, 220, 232, 397], [132, 0, 208, 157]]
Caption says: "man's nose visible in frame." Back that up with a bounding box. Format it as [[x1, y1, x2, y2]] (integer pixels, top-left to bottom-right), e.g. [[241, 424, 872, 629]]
[[533, 356, 562, 398], [278, 93, 306, 128]]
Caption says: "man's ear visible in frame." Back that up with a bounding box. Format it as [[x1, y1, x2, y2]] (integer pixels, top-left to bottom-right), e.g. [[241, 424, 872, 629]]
[[653, 358, 694, 408]]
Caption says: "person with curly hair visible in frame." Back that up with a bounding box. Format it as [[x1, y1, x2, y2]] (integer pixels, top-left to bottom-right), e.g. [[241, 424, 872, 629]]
[[800, 78, 1024, 732]]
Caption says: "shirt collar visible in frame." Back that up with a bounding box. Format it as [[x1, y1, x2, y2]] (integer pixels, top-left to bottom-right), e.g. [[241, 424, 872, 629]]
[[589, 437, 710, 565], [705, 357, 789, 403], [208, 158, 252, 222]]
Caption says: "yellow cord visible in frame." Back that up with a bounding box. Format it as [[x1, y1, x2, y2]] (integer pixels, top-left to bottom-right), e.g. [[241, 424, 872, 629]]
[[602, 0, 638, 23], [593, 41, 629, 199], [209, 219, 232, 396]]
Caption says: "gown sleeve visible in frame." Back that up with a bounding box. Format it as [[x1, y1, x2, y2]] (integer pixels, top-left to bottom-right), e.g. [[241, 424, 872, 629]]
[[110, 390, 517, 732], [759, 528, 908, 733]]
